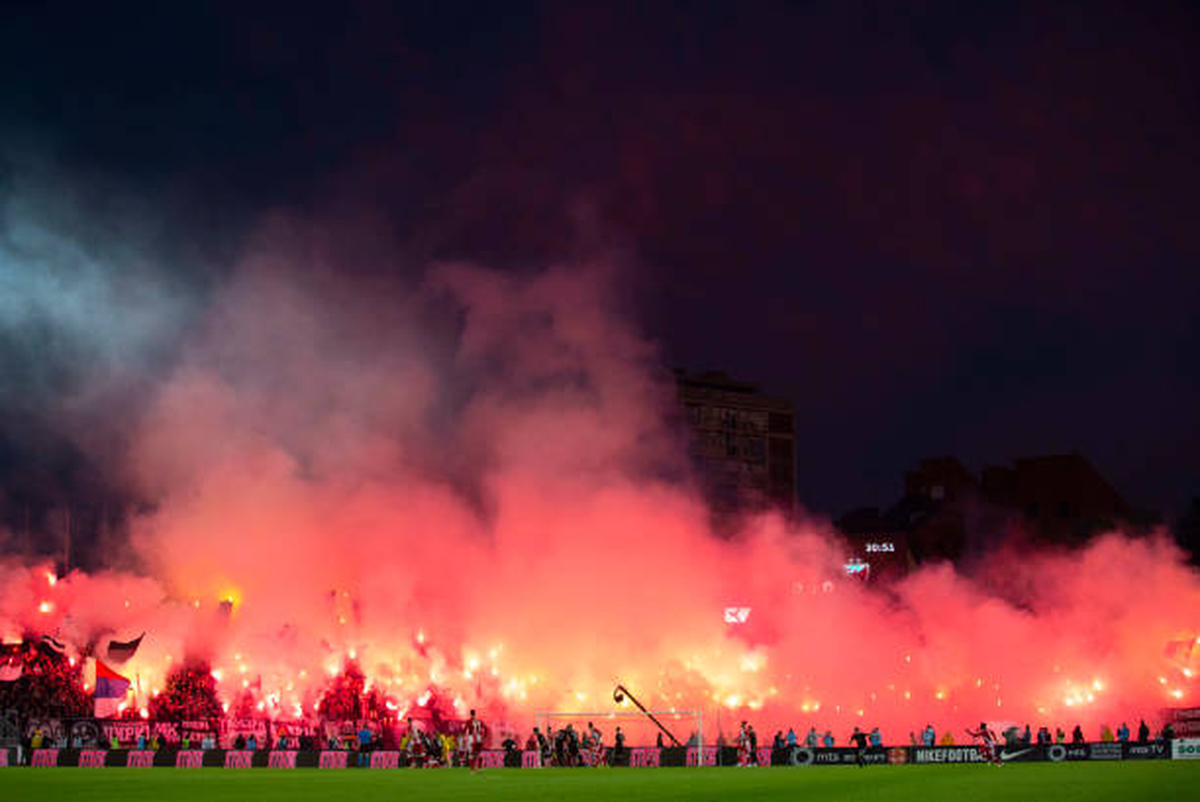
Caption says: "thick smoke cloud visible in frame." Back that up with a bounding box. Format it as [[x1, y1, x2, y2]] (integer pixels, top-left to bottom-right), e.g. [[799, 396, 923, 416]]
[[1, 197, 1198, 740], [0, 150, 211, 558]]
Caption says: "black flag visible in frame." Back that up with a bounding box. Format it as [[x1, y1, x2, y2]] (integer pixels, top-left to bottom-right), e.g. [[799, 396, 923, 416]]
[[106, 633, 144, 665]]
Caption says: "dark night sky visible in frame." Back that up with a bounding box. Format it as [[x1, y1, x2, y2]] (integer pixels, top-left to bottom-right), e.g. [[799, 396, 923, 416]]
[[1, 1, 1197, 522]]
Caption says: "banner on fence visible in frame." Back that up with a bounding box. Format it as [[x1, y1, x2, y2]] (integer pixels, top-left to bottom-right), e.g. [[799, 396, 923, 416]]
[[224, 750, 253, 769], [79, 749, 106, 768], [1123, 741, 1168, 759], [268, 750, 297, 769], [630, 747, 660, 767], [128, 750, 155, 768], [32, 749, 59, 767], [318, 750, 347, 769], [220, 719, 269, 749], [1172, 738, 1200, 760], [99, 719, 217, 746], [370, 751, 400, 769], [175, 750, 203, 768], [478, 749, 506, 769], [25, 719, 65, 743]]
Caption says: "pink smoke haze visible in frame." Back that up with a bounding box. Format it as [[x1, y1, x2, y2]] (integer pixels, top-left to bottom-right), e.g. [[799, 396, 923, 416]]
[[2, 233, 1198, 740]]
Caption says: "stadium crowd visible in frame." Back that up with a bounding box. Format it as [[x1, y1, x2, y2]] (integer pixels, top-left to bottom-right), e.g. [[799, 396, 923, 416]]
[[1, 638, 1183, 767]]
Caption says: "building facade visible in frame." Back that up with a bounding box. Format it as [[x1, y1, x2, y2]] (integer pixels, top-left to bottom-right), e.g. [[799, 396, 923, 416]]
[[675, 370, 796, 520], [836, 452, 1133, 578]]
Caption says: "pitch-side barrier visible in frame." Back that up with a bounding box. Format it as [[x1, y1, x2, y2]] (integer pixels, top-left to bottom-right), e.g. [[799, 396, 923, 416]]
[[2, 739, 1192, 768]]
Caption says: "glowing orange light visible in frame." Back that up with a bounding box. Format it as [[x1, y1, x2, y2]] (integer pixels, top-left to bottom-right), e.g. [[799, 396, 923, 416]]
[[46, 572, 57, 587], [38, 600, 52, 614]]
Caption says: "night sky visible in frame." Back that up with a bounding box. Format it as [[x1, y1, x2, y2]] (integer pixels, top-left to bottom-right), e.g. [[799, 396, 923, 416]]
[[1, 1, 1197, 525]]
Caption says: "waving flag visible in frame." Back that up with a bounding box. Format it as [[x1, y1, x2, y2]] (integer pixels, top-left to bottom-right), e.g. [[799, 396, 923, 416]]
[[40, 634, 67, 655], [106, 633, 144, 665], [94, 660, 130, 719]]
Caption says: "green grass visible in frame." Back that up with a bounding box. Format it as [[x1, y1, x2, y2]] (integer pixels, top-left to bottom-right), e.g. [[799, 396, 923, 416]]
[[0, 763, 1196, 802]]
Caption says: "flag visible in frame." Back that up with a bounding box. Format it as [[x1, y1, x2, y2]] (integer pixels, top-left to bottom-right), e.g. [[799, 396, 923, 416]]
[[94, 660, 131, 719], [40, 634, 67, 655], [106, 633, 144, 665]]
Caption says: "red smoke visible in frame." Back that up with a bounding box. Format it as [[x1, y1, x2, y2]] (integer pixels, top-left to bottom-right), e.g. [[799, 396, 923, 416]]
[[2, 235, 1198, 741]]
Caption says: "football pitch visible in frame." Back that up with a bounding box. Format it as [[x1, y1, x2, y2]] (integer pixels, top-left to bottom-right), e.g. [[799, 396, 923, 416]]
[[1, 764, 1197, 802]]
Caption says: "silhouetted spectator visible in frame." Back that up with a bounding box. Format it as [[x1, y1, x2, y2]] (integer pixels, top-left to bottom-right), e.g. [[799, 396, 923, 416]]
[[1071, 725, 1084, 744]]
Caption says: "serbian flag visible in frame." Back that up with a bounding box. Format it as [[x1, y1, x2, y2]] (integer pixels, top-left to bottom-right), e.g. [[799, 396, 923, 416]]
[[94, 660, 130, 719]]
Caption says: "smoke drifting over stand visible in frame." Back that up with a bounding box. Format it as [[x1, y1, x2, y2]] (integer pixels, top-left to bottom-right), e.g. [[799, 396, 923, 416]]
[[1, 195, 1199, 737]]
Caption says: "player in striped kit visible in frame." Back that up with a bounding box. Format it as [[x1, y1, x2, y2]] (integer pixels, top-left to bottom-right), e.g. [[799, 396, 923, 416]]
[[736, 721, 752, 767], [966, 722, 1004, 766], [465, 709, 487, 773], [587, 722, 605, 767]]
